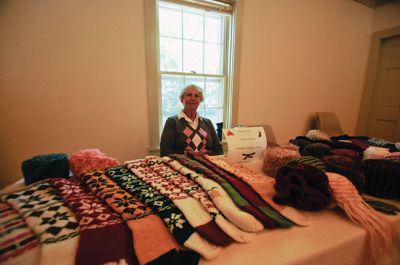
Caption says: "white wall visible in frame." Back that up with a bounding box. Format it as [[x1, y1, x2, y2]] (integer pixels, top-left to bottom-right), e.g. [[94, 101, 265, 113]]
[[237, 0, 373, 144], [0, 0, 150, 187], [1, 0, 398, 188]]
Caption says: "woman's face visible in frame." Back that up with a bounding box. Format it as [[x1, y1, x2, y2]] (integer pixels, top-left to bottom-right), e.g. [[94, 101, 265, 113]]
[[182, 87, 202, 112]]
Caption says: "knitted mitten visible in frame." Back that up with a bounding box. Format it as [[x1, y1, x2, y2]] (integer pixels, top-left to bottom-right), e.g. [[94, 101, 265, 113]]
[[162, 156, 263, 233], [50, 178, 138, 265], [0, 202, 40, 265], [168, 154, 278, 228], [204, 155, 312, 226], [2, 180, 80, 265], [80, 171, 181, 265], [108, 165, 221, 261], [146, 156, 255, 243], [125, 159, 232, 246]]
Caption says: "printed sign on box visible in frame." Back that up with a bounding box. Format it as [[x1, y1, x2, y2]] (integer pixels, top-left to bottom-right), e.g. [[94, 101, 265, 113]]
[[223, 127, 267, 162]]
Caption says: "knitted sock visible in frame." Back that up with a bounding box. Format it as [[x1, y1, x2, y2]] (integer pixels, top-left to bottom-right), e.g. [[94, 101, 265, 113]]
[[162, 157, 263, 233], [80, 171, 181, 265], [0, 202, 40, 265], [49, 178, 138, 265], [204, 155, 312, 226], [126, 159, 232, 246], [107, 165, 221, 260], [187, 153, 293, 228], [145, 156, 255, 243], [326, 172, 397, 265], [168, 154, 278, 229], [2, 180, 80, 265]]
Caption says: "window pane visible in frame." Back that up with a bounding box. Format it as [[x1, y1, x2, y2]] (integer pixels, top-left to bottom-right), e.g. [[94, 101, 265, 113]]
[[205, 108, 223, 126], [159, 6, 182, 38], [161, 74, 184, 109], [205, 15, 223, 44], [160, 37, 182, 72], [162, 108, 181, 128], [183, 11, 204, 41], [205, 77, 224, 108], [184, 75, 205, 89], [204, 43, 222, 75], [183, 40, 203, 73]]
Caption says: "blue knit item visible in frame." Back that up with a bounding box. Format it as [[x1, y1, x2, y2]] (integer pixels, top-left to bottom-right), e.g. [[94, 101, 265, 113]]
[[21, 153, 70, 185]]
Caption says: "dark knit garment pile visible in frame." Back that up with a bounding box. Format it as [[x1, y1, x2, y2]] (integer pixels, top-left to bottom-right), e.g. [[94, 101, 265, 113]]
[[285, 134, 400, 199], [273, 162, 332, 211]]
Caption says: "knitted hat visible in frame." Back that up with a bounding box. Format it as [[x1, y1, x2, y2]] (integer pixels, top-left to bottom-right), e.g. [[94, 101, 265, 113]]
[[383, 152, 400, 162], [273, 162, 332, 211], [289, 136, 314, 152], [322, 155, 364, 192], [301, 143, 332, 158], [330, 140, 364, 154], [363, 146, 390, 160], [21, 153, 69, 185], [362, 159, 400, 199], [69, 149, 119, 176], [262, 144, 300, 177], [330, 148, 361, 161], [305, 129, 331, 141], [288, 156, 326, 171]]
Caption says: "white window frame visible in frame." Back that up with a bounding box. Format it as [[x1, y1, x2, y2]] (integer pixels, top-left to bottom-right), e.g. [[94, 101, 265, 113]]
[[144, 0, 243, 153]]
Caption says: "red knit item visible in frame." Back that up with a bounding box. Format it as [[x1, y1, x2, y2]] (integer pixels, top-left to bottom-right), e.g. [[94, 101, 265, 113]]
[[69, 149, 119, 176]]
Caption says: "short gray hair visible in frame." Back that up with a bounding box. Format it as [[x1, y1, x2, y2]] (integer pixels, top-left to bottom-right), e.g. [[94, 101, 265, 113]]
[[179, 84, 204, 102]]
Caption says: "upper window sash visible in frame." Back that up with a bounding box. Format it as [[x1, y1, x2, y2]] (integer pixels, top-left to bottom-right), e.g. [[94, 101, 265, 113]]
[[161, 0, 235, 14]]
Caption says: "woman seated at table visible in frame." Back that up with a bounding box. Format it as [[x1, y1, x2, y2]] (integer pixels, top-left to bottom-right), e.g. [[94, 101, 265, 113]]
[[160, 84, 223, 157]]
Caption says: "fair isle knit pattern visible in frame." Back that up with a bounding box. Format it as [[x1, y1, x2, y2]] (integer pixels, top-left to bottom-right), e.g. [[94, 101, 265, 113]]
[[204, 155, 312, 226], [125, 159, 233, 247], [183, 126, 207, 153], [107, 164, 222, 260], [0, 202, 40, 264], [106, 165, 192, 245], [49, 178, 137, 265], [80, 170, 182, 265], [186, 153, 293, 228], [162, 157, 264, 233], [1, 180, 80, 265], [168, 154, 278, 229], [145, 156, 255, 243]]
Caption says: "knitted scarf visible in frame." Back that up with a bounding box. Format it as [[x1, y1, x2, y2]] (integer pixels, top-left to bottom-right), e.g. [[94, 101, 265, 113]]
[[326, 172, 397, 265], [145, 156, 254, 243], [108, 164, 220, 261], [162, 157, 263, 233], [204, 155, 312, 226]]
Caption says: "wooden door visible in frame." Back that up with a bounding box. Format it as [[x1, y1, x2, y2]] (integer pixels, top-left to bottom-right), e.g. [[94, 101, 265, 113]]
[[365, 35, 400, 142]]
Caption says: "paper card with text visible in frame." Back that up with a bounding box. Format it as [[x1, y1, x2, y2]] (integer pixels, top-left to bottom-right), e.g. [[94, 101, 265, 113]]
[[223, 127, 267, 162]]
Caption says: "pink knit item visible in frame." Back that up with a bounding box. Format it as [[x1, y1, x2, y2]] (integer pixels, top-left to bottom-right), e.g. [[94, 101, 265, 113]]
[[326, 172, 397, 265], [383, 152, 400, 162], [69, 149, 120, 176], [262, 144, 300, 177]]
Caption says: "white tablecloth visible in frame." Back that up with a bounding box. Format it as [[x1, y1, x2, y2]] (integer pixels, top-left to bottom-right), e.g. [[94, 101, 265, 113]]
[[199, 159, 400, 265]]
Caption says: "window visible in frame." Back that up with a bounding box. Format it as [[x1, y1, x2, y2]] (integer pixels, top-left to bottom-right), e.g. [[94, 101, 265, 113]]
[[158, 1, 227, 128], [144, 0, 242, 152]]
